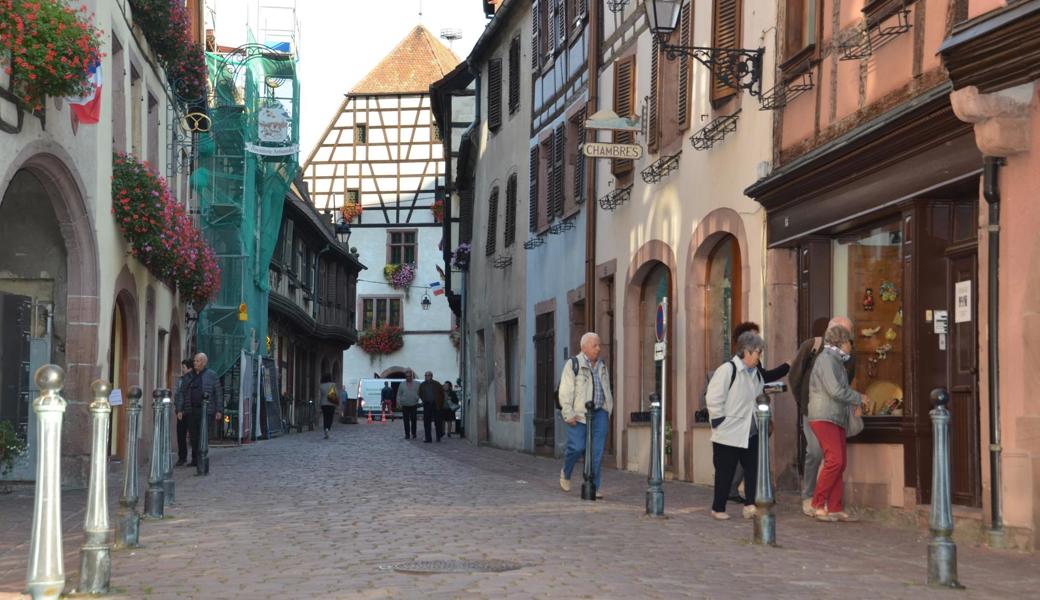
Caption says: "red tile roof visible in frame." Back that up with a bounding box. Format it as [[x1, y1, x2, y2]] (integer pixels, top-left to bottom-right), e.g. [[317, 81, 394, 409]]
[[349, 25, 461, 95]]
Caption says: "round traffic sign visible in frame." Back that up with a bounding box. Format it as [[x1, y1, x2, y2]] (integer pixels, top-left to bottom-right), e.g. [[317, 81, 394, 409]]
[[655, 303, 666, 342]]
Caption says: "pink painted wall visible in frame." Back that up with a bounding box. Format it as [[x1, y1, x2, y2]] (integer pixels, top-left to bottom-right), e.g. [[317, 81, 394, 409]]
[[968, 0, 1007, 19]]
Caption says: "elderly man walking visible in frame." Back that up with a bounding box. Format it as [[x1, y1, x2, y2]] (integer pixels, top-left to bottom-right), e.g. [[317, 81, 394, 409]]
[[558, 332, 614, 499], [418, 371, 446, 443], [789, 316, 855, 516], [175, 353, 223, 467]]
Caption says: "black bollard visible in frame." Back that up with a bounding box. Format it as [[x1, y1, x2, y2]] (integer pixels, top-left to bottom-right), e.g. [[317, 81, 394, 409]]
[[753, 392, 776, 546], [197, 393, 210, 476], [928, 388, 963, 588], [144, 389, 166, 518], [307, 399, 315, 431], [161, 389, 175, 503], [117, 386, 143, 547], [580, 401, 596, 501], [646, 394, 664, 516]]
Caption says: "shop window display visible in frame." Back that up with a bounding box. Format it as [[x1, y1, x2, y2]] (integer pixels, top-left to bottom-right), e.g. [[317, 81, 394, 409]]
[[832, 222, 904, 417]]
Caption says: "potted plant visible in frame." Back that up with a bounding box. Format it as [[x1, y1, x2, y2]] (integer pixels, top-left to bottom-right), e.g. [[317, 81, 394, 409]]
[[450, 243, 471, 271], [0, 0, 103, 111], [383, 263, 416, 290], [341, 202, 363, 222], [430, 198, 444, 223]]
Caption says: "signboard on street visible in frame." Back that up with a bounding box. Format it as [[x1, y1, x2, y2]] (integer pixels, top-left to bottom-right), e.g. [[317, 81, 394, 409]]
[[581, 142, 643, 160], [654, 342, 666, 361]]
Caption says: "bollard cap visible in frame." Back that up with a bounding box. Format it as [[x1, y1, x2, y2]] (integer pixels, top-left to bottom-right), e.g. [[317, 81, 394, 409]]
[[90, 379, 113, 412], [127, 386, 144, 409], [33, 364, 66, 410], [153, 388, 164, 399], [930, 387, 950, 408]]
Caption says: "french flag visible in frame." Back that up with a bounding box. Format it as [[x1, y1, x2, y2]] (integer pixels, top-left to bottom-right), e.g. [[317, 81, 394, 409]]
[[429, 281, 444, 296], [68, 61, 102, 125]]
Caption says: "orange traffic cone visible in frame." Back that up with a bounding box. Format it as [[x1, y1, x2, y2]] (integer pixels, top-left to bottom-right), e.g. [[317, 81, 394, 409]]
[[366, 408, 373, 424]]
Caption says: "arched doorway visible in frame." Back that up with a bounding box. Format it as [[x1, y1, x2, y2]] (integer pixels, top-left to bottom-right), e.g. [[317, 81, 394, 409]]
[[108, 290, 140, 458], [705, 235, 742, 370]]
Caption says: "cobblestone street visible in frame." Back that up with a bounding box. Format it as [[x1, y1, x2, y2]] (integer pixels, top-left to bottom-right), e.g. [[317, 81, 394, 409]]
[[2, 423, 1039, 599]]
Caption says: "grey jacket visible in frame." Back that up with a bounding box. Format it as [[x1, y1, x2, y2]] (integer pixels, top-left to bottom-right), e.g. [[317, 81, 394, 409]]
[[558, 355, 613, 424], [807, 347, 861, 429], [178, 368, 223, 416], [396, 381, 421, 408]]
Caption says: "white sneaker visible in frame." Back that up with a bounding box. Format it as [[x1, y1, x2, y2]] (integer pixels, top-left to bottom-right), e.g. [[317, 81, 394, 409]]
[[802, 499, 815, 517], [559, 470, 571, 492], [711, 511, 730, 520], [742, 505, 757, 519]]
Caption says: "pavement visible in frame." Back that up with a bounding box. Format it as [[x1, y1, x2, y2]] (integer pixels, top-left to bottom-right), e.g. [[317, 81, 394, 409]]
[[1, 422, 1039, 599]]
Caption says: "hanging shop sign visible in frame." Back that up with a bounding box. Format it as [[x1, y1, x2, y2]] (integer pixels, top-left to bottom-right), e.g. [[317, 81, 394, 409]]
[[245, 143, 299, 156], [581, 142, 644, 160], [257, 104, 291, 143]]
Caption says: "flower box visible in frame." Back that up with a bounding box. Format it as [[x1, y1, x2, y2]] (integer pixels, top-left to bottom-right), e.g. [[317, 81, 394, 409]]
[[358, 325, 403, 356]]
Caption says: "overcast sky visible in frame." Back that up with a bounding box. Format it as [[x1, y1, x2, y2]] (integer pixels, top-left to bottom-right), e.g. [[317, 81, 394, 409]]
[[209, 0, 490, 157]]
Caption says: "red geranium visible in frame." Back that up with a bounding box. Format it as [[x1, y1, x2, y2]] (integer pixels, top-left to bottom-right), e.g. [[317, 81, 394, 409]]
[[128, 0, 207, 103], [358, 325, 404, 356]]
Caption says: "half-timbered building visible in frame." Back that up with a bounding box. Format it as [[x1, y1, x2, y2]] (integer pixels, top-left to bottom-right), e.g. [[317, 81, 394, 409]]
[[302, 26, 461, 394]]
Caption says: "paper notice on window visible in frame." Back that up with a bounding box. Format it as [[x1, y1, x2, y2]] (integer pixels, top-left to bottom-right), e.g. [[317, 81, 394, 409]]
[[955, 280, 972, 323]]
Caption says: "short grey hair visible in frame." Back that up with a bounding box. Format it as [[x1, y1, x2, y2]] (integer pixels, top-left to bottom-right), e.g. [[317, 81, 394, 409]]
[[824, 325, 853, 346], [580, 332, 600, 347], [734, 331, 764, 358]]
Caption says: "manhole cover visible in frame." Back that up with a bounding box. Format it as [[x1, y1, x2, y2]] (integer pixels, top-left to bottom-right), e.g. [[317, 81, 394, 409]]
[[388, 559, 523, 574]]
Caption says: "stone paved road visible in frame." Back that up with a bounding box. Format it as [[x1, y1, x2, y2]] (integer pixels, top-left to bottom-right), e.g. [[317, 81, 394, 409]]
[[2, 423, 1039, 599]]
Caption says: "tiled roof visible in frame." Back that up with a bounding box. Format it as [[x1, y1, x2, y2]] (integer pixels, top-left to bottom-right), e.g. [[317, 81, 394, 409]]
[[349, 25, 461, 95]]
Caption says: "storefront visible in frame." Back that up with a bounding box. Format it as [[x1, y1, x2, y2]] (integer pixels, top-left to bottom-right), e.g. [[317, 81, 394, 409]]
[[747, 87, 984, 509]]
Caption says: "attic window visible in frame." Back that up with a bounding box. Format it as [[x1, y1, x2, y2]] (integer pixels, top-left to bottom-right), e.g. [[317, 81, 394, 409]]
[[355, 123, 368, 145]]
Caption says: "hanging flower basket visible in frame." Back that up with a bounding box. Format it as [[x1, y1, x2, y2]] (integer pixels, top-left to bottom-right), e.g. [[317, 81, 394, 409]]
[[128, 0, 207, 104], [111, 153, 221, 304], [383, 263, 416, 290], [430, 198, 444, 223], [449, 325, 460, 350], [358, 325, 404, 356], [341, 202, 363, 222], [0, 0, 104, 111], [450, 243, 471, 271]]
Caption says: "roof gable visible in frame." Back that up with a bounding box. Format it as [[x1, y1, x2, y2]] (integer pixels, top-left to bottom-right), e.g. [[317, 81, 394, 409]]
[[349, 25, 461, 95]]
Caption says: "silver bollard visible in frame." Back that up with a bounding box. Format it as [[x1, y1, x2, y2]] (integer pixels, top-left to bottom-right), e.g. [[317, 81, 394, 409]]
[[646, 394, 664, 516], [197, 393, 210, 476], [753, 392, 776, 546], [143, 390, 165, 518], [160, 390, 175, 504], [26, 365, 67, 600], [928, 388, 963, 588], [117, 386, 143, 548], [78, 380, 113, 594]]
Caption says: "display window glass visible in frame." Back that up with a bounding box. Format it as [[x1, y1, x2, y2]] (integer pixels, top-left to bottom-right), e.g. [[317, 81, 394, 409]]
[[832, 221, 905, 417]]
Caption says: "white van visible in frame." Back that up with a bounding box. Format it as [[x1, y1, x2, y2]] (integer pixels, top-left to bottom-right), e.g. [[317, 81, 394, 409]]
[[356, 378, 404, 416]]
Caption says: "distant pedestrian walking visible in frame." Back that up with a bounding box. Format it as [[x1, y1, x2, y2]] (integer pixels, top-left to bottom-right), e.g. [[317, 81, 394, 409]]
[[419, 371, 446, 442], [319, 373, 338, 439], [396, 370, 420, 439], [443, 381, 459, 437], [559, 332, 613, 499], [174, 358, 193, 466]]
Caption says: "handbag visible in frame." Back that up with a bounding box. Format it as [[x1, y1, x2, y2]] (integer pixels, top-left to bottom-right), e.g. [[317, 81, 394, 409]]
[[846, 404, 864, 438]]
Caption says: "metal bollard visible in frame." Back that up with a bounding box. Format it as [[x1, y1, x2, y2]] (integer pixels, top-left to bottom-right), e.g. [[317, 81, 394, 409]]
[[144, 390, 165, 518], [197, 393, 210, 476], [928, 388, 963, 588], [26, 365, 67, 600], [753, 392, 776, 546], [580, 401, 596, 501], [78, 380, 113, 594], [646, 394, 664, 516], [117, 386, 143, 548], [160, 390, 175, 504], [308, 399, 315, 431]]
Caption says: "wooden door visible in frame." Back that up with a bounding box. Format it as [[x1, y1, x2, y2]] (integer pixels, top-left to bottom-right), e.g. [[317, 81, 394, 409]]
[[946, 247, 981, 507], [533, 312, 555, 455]]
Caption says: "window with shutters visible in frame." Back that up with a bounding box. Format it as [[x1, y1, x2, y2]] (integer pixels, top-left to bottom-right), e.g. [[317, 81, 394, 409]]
[[529, 146, 540, 233], [485, 186, 499, 256], [568, 107, 587, 208], [540, 136, 553, 228], [677, 2, 693, 129], [551, 125, 565, 218], [554, 0, 567, 49], [783, 0, 820, 68], [648, 37, 660, 154], [387, 231, 417, 265], [711, 0, 743, 104], [488, 58, 503, 132], [508, 36, 521, 115], [361, 297, 403, 330], [611, 55, 636, 178], [504, 173, 518, 247], [547, 0, 558, 58], [532, 0, 546, 70]]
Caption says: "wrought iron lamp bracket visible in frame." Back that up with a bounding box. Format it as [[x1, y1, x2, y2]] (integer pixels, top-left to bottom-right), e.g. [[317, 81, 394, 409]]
[[660, 43, 764, 97]]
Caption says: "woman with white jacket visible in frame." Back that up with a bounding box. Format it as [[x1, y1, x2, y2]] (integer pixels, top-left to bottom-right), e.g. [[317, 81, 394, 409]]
[[705, 331, 766, 520]]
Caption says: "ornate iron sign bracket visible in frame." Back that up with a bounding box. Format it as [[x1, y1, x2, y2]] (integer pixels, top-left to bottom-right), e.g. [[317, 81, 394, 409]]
[[662, 45, 764, 97]]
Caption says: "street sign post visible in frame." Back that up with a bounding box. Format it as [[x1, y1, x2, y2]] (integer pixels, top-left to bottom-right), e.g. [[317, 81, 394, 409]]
[[581, 142, 644, 160], [656, 298, 668, 472]]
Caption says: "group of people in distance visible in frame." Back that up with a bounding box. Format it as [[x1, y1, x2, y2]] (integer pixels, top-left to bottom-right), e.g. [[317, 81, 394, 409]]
[[392, 370, 461, 443], [555, 317, 865, 523]]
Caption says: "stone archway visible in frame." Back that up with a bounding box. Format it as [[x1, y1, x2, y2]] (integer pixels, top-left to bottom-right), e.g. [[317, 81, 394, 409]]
[[379, 365, 412, 379], [111, 266, 141, 459], [683, 207, 751, 483], [621, 239, 677, 473], [0, 147, 99, 483]]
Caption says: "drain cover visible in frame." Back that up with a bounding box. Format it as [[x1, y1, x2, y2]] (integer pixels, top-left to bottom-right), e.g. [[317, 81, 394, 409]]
[[389, 559, 523, 574]]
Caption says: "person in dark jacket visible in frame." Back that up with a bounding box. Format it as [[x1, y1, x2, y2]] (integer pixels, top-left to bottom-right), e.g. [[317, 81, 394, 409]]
[[318, 373, 338, 439], [418, 371, 446, 442], [175, 353, 223, 467], [380, 381, 396, 421], [173, 359, 193, 466], [442, 381, 459, 437], [789, 316, 856, 516]]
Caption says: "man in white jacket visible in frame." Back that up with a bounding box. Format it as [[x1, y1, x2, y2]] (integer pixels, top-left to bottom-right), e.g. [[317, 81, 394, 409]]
[[558, 332, 614, 498]]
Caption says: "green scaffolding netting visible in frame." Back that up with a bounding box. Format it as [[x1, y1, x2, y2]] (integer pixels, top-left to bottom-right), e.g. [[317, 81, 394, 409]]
[[192, 43, 300, 378]]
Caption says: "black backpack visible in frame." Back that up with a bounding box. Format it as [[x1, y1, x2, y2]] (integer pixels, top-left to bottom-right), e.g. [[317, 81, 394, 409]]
[[554, 357, 581, 411]]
